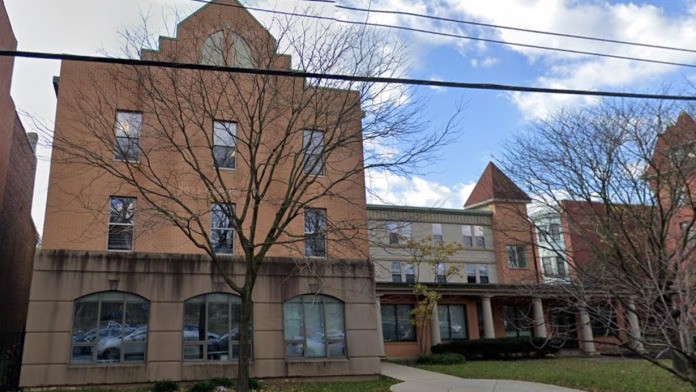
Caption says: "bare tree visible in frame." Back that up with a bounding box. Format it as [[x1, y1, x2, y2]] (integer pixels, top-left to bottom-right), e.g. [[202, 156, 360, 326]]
[[40, 3, 462, 391], [500, 97, 696, 388]]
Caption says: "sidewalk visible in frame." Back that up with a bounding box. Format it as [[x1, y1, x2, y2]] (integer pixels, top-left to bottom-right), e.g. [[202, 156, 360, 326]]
[[381, 362, 586, 392]]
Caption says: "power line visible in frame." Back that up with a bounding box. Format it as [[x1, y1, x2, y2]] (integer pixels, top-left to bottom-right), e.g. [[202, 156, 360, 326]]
[[1, 49, 695, 100], [333, 4, 696, 55], [182, 0, 696, 69]]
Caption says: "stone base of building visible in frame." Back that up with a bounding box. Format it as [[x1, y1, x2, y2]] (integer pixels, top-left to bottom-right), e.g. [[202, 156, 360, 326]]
[[21, 250, 381, 388]]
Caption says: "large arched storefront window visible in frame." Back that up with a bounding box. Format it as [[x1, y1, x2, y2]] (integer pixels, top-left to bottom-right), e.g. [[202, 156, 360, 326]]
[[283, 295, 346, 359], [71, 292, 149, 364], [183, 293, 246, 361]]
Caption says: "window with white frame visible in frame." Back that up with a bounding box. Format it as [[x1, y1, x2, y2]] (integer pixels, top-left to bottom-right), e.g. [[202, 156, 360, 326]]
[[305, 208, 327, 257], [183, 293, 246, 361], [548, 223, 561, 242], [390, 261, 402, 283], [432, 224, 443, 245], [435, 262, 447, 283], [213, 121, 237, 169], [71, 292, 149, 364], [284, 295, 346, 358], [303, 130, 324, 175], [211, 203, 234, 254], [387, 221, 412, 245], [113, 111, 142, 162], [542, 256, 567, 277], [404, 264, 416, 284], [506, 245, 528, 269], [465, 264, 489, 284], [462, 225, 485, 248], [108, 197, 135, 251], [438, 304, 467, 341]]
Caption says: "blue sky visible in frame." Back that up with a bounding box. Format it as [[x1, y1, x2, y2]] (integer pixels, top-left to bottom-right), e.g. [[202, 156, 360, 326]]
[[5, 0, 696, 234]]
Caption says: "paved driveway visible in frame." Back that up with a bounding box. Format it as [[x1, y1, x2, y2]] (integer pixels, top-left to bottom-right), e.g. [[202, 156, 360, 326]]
[[381, 362, 586, 392]]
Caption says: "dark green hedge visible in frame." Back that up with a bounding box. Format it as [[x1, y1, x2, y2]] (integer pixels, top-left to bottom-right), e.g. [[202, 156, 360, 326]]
[[416, 353, 467, 365], [431, 337, 563, 360]]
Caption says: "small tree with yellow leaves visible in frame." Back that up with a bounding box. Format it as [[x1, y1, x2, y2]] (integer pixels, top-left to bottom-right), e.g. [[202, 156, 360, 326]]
[[406, 236, 463, 355]]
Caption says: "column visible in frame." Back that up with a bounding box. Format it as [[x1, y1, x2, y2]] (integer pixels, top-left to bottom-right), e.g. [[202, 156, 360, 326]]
[[430, 301, 441, 346], [533, 297, 547, 338], [481, 295, 495, 339], [626, 297, 645, 353], [579, 304, 597, 354], [375, 297, 385, 357]]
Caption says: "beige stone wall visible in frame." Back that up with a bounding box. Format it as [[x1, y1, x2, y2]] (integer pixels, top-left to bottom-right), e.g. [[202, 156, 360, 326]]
[[21, 251, 381, 388], [367, 207, 497, 284]]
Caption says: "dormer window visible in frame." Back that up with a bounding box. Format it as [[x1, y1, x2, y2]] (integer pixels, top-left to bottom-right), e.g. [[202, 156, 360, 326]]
[[200, 31, 253, 68]]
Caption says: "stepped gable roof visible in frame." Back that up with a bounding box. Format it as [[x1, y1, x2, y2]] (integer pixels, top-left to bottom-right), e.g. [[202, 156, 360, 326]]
[[464, 162, 531, 208]]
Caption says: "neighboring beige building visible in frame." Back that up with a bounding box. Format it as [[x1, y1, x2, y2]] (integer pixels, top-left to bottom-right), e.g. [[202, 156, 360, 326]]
[[21, 0, 380, 388]]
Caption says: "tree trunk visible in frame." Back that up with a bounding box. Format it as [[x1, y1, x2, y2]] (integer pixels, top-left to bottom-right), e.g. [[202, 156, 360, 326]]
[[236, 291, 253, 392]]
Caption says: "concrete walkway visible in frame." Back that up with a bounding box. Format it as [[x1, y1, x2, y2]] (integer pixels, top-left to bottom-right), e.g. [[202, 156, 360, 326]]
[[381, 362, 586, 392]]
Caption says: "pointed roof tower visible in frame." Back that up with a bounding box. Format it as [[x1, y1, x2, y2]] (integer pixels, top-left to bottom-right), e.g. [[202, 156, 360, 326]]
[[464, 162, 531, 209]]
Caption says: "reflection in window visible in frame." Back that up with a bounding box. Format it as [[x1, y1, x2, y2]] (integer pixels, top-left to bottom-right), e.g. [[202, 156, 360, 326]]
[[201, 31, 253, 68], [438, 304, 467, 341], [305, 208, 327, 257], [503, 305, 533, 337], [114, 111, 142, 162], [108, 197, 135, 251], [183, 293, 246, 361], [284, 295, 346, 359], [303, 130, 324, 175], [213, 121, 237, 169], [380, 304, 415, 342], [71, 292, 149, 364], [211, 203, 235, 254]]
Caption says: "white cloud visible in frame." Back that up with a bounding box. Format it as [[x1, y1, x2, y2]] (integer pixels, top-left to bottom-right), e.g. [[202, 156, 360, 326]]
[[365, 169, 476, 209], [470, 56, 498, 68]]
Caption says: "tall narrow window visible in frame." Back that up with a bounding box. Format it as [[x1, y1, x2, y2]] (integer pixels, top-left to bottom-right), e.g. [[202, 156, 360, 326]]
[[390, 261, 402, 283], [380, 304, 416, 342], [387, 221, 412, 245], [387, 221, 399, 244], [556, 257, 567, 277], [213, 121, 237, 169], [479, 265, 489, 283], [405, 264, 416, 284], [71, 292, 149, 364], [438, 304, 467, 341], [114, 111, 142, 162], [465, 264, 476, 283], [284, 295, 346, 358], [211, 204, 234, 254], [507, 245, 528, 269], [473, 226, 485, 248], [435, 262, 447, 283], [462, 225, 473, 247], [303, 130, 324, 175], [432, 224, 443, 245], [183, 293, 245, 361], [305, 208, 327, 257], [549, 223, 561, 242], [108, 197, 135, 251]]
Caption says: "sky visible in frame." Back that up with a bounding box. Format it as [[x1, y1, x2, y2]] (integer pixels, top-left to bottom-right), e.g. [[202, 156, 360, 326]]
[[5, 0, 696, 235]]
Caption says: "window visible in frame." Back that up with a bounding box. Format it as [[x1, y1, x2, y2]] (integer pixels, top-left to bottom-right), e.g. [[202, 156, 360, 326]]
[[303, 130, 324, 175], [284, 295, 345, 358], [556, 257, 567, 277], [503, 305, 533, 337], [114, 111, 142, 162], [438, 304, 467, 341], [380, 304, 416, 342], [108, 197, 135, 251], [506, 245, 528, 269], [680, 221, 696, 241], [465, 264, 490, 283], [589, 305, 619, 337], [183, 293, 245, 361], [432, 224, 443, 245], [213, 121, 237, 169], [405, 264, 416, 284], [542, 256, 567, 277], [390, 261, 402, 283], [435, 262, 447, 283], [200, 31, 253, 67], [71, 292, 149, 364], [305, 208, 327, 257], [387, 221, 412, 245], [211, 204, 234, 254], [461, 225, 485, 248], [479, 265, 489, 283], [548, 223, 561, 242]]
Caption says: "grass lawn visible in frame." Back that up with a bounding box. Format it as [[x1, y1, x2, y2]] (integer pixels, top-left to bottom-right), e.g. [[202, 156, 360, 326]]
[[414, 358, 691, 392]]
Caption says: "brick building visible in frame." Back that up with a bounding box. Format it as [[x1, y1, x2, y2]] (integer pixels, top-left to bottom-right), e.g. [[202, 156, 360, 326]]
[[0, 0, 38, 335], [21, 0, 380, 387]]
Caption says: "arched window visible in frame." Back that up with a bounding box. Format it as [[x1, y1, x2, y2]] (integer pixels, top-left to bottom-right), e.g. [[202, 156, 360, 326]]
[[284, 295, 346, 359], [183, 293, 246, 361], [200, 31, 253, 68], [70, 292, 149, 364]]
